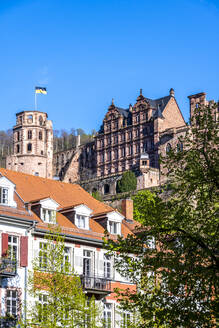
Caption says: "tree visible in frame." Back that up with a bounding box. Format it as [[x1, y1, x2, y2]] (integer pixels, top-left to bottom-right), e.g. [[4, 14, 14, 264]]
[[21, 230, 101, 328], [91, 190, 102, 201], [105, 103, 219, 327], [117, 171, 137, 193]]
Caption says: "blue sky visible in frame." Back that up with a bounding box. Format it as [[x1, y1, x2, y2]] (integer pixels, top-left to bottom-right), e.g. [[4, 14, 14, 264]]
[[0, 0, 219, 133]]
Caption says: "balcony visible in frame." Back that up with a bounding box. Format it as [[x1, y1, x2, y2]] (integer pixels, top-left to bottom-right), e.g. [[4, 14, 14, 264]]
[[0, 258, 17, 277], [80, 275, 111, 299]]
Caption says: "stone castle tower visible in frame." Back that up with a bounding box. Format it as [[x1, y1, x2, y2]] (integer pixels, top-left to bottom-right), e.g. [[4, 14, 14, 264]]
[[6, 110, 53, 178]]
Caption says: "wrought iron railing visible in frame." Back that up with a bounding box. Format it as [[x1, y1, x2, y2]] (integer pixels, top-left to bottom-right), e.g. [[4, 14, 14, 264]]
[[0, 258, 17, 277], [80, 275, 111, 293]]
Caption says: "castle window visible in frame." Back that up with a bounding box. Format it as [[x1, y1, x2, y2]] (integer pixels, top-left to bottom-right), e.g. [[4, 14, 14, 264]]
[[27, 115, 33, 123], [166, 143, 171, 154], [143, 142, 148, 152], [27, 143, 32, 152], [135, 115, 139, 123], [121, 148, 125, 157], [17, 131, 20, 141], [128, 131, 132, 140], [114, 149, 118, 160], [16, 144, 20, 153], [39, 131, 43, 140], [177, 142, 183, 152], [39, 116, 43, 126], [28, 130, 32, 140], [143, 127, 148, 136], [135, 129, 139, 137], [136, 144, 140, 153], [104, 184, 110, 194], [41, 150, 44, 155]]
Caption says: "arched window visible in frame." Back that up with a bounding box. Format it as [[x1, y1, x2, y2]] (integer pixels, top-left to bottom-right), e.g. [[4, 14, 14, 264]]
[[39, 116, 43, 126], [27, 143, 32, 152], [16, 144, 20, 153], [39, 131, 42, 140], [166, 143, 171, 154], [28, 130, 32, 140], [177, 142, 183, 152]]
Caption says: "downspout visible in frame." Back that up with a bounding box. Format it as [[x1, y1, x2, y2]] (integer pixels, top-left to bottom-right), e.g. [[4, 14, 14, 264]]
[[24, 221, 36, 327]]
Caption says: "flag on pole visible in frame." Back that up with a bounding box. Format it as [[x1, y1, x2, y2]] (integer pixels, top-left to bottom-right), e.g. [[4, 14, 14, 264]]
[[35, 86, 47, 94]]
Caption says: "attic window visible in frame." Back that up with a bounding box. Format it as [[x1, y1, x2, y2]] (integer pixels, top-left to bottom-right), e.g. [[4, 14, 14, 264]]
[[76, 215, 86, 229], [109, 221, 120, 235], [0, 187, 8, 205], [41, 208, 56, 223]]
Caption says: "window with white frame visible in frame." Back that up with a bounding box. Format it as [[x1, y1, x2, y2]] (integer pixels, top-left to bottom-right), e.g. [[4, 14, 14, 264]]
[[76, 214, 86, 229], [8, 235, 18, 261], [63, 247, 73, 271], [122, 311, 131, 327], [103, 303, 112, 328], [6, 290, 18, 316], [38, 294, 48, 322], [109, 221, 120, 235], [104, 254, 112, 279], [41, 208, 56, 223], [0, 187, 8, 205], [39, 242, 48, 269]]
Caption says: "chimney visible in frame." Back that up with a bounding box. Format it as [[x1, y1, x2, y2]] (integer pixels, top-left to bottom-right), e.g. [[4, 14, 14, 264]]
[[121, 199, 133, 221]]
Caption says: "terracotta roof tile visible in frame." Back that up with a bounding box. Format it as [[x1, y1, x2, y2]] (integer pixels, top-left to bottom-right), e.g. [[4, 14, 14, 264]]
[[0, 168, 112, 215]]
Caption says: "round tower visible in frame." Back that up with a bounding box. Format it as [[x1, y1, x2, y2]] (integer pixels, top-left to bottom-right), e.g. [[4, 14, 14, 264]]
[[6, 110, 53, 179]]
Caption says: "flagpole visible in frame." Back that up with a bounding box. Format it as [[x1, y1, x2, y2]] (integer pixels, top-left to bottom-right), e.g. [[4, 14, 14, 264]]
[[35, 89, 37, 110]]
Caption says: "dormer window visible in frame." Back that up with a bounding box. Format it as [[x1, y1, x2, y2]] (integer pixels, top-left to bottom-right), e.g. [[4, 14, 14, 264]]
[[76, 215, 86, 229], [42, 208, 56, 223], [0, 176, 17, 208], [39, 198, 59, 224], [109, 221, 119, 234], [73, 204, 92, 230], [107, 211, 123, 236], [0, 187, 8, 204]]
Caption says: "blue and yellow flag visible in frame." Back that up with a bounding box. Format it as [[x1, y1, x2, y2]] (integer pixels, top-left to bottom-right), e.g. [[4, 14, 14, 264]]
[[35, 86, 47, 94]]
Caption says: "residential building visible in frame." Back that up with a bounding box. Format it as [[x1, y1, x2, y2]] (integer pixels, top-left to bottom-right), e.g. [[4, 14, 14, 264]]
[[0, 168, 136, 327]]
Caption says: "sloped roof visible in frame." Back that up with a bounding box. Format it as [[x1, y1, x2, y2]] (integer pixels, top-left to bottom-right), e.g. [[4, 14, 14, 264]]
[[0, 168, 136, 239], [0, 168, 112, 216], [115, 95, 171, 119]]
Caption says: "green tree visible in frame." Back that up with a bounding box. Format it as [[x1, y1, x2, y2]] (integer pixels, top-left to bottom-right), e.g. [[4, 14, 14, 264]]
[[105, 103, 219, 327], [117, 171, 137, 193], [21, 230, 101, 328], [91, 190, 102, 201]]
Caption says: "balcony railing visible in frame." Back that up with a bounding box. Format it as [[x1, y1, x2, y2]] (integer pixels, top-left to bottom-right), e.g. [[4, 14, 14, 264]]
[[0, 258, 17, 277], [80, 275, 111, 295]]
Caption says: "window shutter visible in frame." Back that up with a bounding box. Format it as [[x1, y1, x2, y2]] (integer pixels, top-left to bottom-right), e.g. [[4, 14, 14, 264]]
[[2, 233, 8, 256], [20, 236, 28, 267]]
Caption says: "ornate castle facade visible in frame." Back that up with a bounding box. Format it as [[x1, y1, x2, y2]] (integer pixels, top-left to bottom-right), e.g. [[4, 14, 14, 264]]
[[6, 90, 217, 195]]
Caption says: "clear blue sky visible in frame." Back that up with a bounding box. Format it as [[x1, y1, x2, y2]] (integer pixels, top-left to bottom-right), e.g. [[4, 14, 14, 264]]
[[0, 0, 219, 133]]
